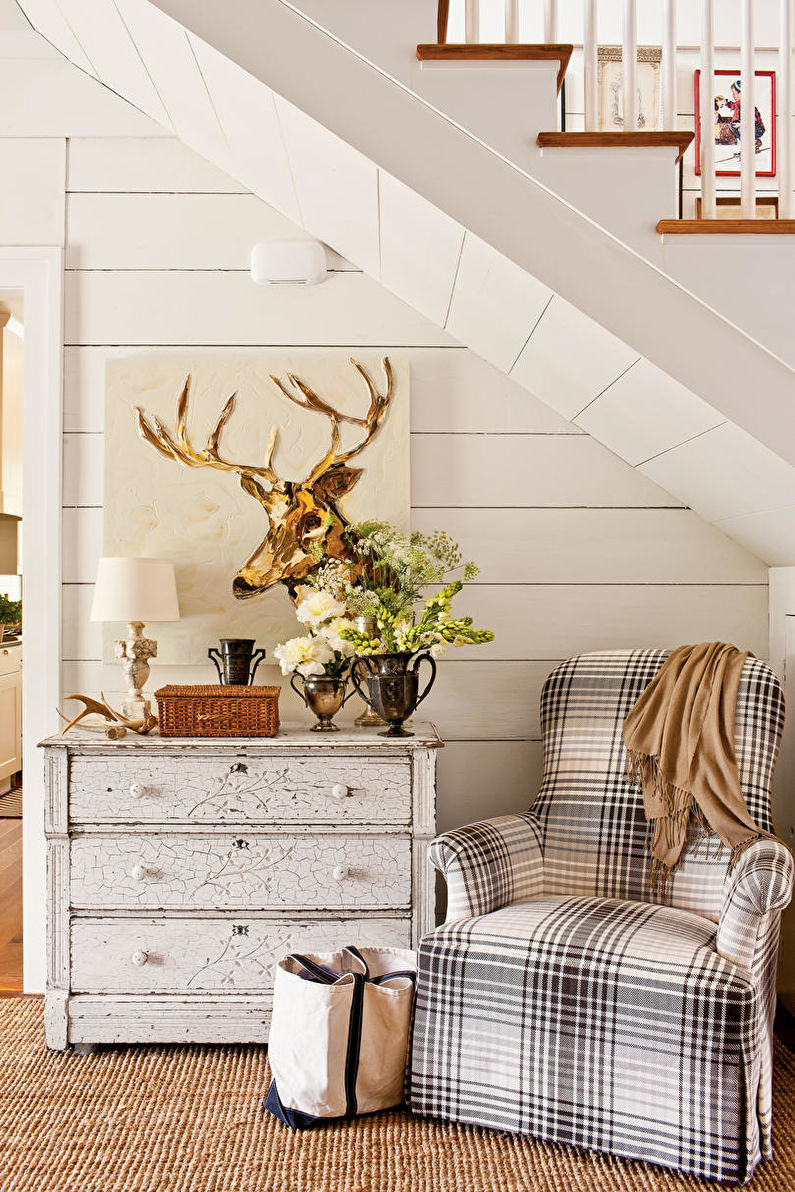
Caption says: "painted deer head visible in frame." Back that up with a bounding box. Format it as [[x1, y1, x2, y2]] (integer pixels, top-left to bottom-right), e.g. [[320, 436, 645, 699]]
[[134, 358, 394, 599]]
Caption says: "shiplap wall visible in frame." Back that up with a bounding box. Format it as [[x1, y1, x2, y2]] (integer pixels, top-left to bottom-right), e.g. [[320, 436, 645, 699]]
[[49, 131, 767, 832], [0, 36, 769, 834]]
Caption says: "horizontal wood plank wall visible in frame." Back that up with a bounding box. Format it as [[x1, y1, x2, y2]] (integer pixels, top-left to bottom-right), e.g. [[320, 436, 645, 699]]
[[59, 136, 769, 833]]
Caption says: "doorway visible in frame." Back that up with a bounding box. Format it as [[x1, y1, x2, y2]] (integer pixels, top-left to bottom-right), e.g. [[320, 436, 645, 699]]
[[0, 290, 24, 991], [0, 248, 62, 994]]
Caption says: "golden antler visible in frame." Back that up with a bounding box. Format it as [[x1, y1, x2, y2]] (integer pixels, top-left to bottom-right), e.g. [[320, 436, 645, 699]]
[[135, 375, 280, 485], [268, 357, 394, 484]]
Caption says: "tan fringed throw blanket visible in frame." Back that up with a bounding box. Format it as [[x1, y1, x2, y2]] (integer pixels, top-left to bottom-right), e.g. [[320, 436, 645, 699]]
[[623, 642, 773, 888]]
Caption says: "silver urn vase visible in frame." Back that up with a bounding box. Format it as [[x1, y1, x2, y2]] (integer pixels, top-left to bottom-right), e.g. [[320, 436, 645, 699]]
[[290, 673, 352, 732], [350, 651, 437, 738]]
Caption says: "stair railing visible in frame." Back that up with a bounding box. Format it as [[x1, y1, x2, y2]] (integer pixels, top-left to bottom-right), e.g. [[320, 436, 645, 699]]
[[435, 0, 795, 222]]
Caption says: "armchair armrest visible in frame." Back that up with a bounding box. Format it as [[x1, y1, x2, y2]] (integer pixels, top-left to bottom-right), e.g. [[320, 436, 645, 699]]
[[429, 813, 544, 922], [717, 839, 794, 970]]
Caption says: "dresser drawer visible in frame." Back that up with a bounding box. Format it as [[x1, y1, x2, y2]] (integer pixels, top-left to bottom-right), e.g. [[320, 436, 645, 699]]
[[69, 832, 411, 911], [70, 915, 412, 993], [68, 755, 412, 825]]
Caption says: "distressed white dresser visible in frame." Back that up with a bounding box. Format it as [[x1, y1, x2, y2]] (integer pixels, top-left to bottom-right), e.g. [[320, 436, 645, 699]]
[[41, 724, 441, 1050]]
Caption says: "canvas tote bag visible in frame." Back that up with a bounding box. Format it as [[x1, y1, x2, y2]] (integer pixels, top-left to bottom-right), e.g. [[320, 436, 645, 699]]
[[264, 945, 416, 1128]]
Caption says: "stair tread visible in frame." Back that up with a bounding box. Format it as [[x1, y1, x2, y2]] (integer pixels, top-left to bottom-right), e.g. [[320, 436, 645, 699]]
[[537, 131, 694, 162], [657, 218, 795, 234], [416, 44, 573, 92]]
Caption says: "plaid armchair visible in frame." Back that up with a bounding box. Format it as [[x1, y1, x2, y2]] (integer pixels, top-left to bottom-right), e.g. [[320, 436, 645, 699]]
[[409, 650, 793, 1183]]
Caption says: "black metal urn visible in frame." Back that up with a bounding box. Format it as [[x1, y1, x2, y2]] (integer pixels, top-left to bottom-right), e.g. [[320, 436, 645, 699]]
[[350, 651, 437, 737], [208, 639, 267, 686]]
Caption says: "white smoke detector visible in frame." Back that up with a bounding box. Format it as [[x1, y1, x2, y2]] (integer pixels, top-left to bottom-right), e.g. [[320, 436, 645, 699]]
[[250, 240, 327, 285]]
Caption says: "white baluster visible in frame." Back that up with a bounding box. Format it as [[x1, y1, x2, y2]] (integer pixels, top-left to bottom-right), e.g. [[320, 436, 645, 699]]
[[700, 0, 716, 218], [741, 0, 756, 218], [504, 0, 519, 44], [584, 0, 599, 131], [465, 0, 479, 43], [623, 0, 638, 130], [662, 0, 677, 129], [782, 0, 795, 218], [544, 0, 557, 43]]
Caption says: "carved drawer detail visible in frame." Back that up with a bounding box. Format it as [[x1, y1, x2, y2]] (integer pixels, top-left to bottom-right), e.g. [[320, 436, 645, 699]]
[[70, 916, 412, 993], [69, 757, 412, 825], [69, 832, 411, 910]]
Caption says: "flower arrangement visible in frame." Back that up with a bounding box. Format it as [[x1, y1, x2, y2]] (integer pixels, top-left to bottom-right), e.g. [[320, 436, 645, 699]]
[[273, 589, 356, 678], [306, 521, 494, 657]]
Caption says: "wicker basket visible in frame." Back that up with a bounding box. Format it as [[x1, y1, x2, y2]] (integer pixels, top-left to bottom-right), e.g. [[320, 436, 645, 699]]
[[155, 684, 281, 738]]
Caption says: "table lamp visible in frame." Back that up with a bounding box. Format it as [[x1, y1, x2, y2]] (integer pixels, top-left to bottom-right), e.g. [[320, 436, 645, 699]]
[[90, 557, 180, 720]]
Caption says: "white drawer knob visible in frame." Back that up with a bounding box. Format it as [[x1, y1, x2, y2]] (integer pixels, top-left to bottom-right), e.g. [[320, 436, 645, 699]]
[[129, 783, 148, 798], [131, 950, 148, 967], [331, 783, 350, 800], [332, 865, 350, 881], [130, 864, 147, 882]]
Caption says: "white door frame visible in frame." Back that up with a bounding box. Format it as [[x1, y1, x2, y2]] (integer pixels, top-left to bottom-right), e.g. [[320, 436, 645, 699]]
[[0, 247, 63, 993]]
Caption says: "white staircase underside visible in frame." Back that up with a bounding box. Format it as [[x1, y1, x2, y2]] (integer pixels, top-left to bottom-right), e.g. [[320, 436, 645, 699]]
[[14, 0, 795, 565]]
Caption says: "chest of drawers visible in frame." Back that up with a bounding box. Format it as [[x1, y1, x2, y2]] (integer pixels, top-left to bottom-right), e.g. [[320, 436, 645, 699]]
[[41, 724, 441, 1049]]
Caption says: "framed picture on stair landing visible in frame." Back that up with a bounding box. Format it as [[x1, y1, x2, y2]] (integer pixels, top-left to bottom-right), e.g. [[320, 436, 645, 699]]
[[694, 69, 776, 177], [598, 46, 662, 131]]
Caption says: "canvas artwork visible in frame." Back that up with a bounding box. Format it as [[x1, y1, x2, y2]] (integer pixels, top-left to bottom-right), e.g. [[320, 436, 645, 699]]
[[694, 69, 776, 177], [598, 46, 662, 132], [104, 355, 410, 664]]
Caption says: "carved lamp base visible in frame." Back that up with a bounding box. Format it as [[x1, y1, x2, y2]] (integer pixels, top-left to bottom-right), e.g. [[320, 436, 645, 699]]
[[114, 622, 157, 723]]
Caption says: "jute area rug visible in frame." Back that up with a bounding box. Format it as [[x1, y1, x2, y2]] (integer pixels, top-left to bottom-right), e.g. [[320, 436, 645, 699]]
[[1, 1000, 794, 1192]]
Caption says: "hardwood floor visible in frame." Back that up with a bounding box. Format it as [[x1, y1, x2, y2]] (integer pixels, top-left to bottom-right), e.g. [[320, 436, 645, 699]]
[[0, 819, 22, 991]]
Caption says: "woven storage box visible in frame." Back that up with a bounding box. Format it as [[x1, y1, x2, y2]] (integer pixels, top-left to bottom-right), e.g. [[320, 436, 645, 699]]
[[155, 685, 280, 738]]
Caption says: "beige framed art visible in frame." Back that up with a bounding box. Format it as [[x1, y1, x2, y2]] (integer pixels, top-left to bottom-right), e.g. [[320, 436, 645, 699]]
[[104, 354, 410, 664], [598, 46, 662, 132]]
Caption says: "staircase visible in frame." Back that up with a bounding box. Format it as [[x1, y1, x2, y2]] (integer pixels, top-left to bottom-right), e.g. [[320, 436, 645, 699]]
[[16, 0, 795, 564]]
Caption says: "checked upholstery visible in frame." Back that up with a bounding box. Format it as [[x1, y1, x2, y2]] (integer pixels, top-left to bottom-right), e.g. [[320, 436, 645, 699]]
[[409, 650, 793, 1183]]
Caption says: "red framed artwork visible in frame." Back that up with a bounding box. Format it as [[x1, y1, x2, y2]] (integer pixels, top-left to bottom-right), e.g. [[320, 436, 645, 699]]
[[694, 69, 776, 177]]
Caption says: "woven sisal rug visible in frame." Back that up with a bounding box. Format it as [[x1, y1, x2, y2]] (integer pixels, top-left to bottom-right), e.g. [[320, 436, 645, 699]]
[[0, 998, 793, 1191]]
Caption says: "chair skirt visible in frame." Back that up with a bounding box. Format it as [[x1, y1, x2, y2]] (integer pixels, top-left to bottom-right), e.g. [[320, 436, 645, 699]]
[[409, 896, 778, 1183]]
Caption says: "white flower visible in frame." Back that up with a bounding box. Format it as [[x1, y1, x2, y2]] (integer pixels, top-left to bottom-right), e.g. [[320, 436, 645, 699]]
[[430, 641, 447, 659], [321, 617, 356, 657], [274, 635, 334, 677], [294, 590, 347, 627]]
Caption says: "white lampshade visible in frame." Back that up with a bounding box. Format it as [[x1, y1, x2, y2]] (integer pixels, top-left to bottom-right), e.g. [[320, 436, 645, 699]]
[[90, 557, 180, 623]]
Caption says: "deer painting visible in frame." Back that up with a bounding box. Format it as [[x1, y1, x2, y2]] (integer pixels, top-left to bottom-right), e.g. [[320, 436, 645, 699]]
[[134, 357, 394, 600]]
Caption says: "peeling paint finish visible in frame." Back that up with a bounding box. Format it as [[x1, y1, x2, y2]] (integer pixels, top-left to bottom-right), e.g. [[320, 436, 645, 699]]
[[71, 917, 411, 993], [70, 833, 411, 909], [70, 757, 412, 824], [44, 731, 439, 1047]]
